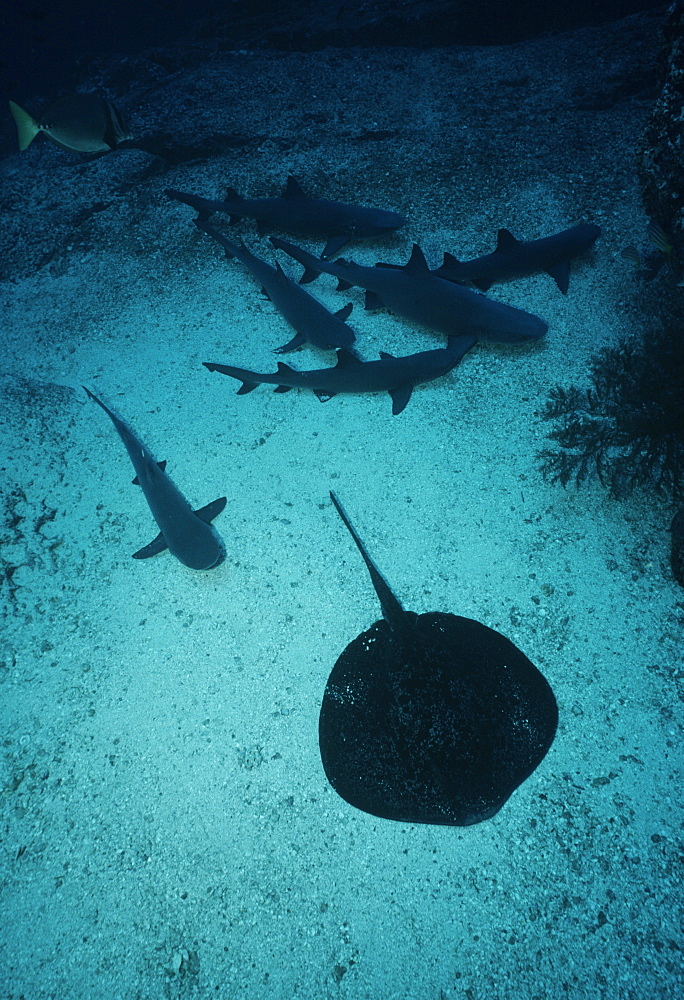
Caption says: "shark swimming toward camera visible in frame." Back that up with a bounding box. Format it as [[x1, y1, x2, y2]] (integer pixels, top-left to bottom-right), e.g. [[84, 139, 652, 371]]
[[431, 223, 602, 293], [166, 176, 406, 258], [204, 335, 476, 414], [270, 238, 549, 344], [195, 219, 356, 353], [82, 387, 226, 569]]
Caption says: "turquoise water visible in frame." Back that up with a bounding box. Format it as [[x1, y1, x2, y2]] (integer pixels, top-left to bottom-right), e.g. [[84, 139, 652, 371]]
[[1, 15, 681, 1000]]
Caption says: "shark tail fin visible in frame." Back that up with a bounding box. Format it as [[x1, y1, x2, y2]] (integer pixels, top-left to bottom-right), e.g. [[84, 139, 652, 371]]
[[9, 101, 40, 151]]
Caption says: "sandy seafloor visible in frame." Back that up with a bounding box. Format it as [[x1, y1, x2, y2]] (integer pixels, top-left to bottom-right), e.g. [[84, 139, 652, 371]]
[[0, 10, 682, 1000]]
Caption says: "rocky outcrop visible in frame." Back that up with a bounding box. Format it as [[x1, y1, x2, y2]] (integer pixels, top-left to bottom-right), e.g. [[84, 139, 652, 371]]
[[639, 1, 684, 247]]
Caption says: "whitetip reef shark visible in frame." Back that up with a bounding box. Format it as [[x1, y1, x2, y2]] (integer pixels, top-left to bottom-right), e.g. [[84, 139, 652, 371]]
[[83, 387, 226, 569], [270, 238, 549, 343], [195, 218, 356, 353], [203, 335, 476, 415], [165, 176, 406, 258], [431, 222, 602, 293]]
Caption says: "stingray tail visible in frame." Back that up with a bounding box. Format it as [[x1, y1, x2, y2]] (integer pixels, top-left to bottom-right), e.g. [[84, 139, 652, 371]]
[[329, 491, 407, 630]]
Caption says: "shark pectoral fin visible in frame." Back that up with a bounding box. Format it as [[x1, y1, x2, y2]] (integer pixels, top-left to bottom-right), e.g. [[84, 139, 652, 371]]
[[274, 385, 294, 393], [260, 286, 272, 300], [379, 351, 396, 360], [335, 349, 362, 367], [322, 235, 348, 258], [473, 277, 493, 292], [314, 391, 335, 402], [237, 381, 259, 394], [133, 532, 168, 560], [300, 267, 322, 285], [256, 220, 270, 236], [132, 460, 166, 485], [274, 332, 305, 353], [446, 334, 478, 358], [495, 228, 520, 251], [335, 278, 353, 291], [335, 303, 353, 320], [546, 260, 571, 294], [374, 261, 402, 269], [364, 290, 385, 310], [390, 384, 413, 415], [194, 496, 227, 523], [228, 215, 240, 225]]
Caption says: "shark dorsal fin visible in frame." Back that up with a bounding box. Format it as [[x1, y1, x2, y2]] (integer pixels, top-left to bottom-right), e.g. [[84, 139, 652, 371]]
[[276, 361, 296, 375], [283, 176, 306, 199], [495, 228, 520, 252], [335, 349, 362, 367], [443, 251, 460, 267], [404, 244, 430, 274]]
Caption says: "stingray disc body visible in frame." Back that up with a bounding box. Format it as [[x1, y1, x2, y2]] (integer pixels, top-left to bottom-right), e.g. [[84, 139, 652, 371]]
[[319, 611, 558, 825]]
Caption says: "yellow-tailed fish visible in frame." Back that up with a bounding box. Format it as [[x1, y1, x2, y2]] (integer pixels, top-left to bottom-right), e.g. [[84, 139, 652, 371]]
[[9, 94, 132, 154]]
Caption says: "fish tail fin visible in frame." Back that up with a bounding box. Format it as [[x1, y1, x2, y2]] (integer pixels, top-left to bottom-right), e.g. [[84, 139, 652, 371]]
[[9, 101, 40, 151]]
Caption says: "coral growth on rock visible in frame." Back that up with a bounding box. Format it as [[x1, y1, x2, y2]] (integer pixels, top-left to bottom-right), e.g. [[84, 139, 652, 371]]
[[538, 326, 684, 499], [539, 324, 684, 584]]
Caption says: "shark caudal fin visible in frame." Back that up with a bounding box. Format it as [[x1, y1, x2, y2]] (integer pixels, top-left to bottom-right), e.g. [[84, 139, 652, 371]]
[[9, 101, 40, 150], [203, 362, 259, 394], [269, 236, 324, 284]]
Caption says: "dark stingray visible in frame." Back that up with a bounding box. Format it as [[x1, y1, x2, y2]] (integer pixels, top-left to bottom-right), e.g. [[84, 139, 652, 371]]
[[320, 492, 558, 826]]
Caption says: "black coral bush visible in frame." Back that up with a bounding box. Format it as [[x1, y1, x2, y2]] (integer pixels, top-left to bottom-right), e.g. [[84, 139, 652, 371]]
[[539, 326, 684, 499]]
